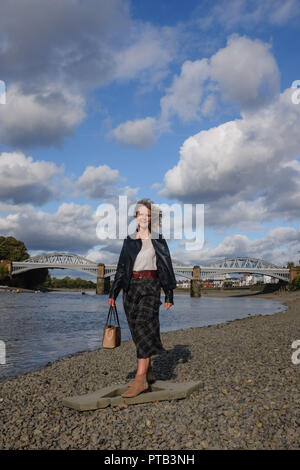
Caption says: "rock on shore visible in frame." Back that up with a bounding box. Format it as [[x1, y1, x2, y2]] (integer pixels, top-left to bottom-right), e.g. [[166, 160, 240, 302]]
[[0, 291, 299, 450]]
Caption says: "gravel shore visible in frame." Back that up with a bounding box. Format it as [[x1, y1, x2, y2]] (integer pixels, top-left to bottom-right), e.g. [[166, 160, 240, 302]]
[[0, 290, 299, 450]]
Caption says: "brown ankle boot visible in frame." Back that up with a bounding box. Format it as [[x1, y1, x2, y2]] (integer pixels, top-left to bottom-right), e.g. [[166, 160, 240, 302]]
[[128, 365, 155, 388], [122, 374, 149, 398]]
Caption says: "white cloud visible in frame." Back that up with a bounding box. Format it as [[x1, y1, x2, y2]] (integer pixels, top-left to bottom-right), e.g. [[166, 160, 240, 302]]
[[0, 84, 86, 148], [122, 34, 280, 148], [0, 0, 131, 90], [0, 0, 179, 148], [85, 247, 123, 264], [159, 86, 300, 227], [114, 24, 178, 85], [160, 59, 210, 125], [1, 197, 299, 269], [0, 194, 137, 259], [269, 0, 299, 24], [109, 117, 157, 148], [76, 164, 121, 199], [204, 197, 269, 231], [172, 225, 300, 267], [202, 94, 217, 116], [210, 35, 280, 111], [160, 34, 280, 124], [0, 201, 33, 214], [206, 0, 300, 29], [0, 151, 63, 204], [0, 202, 99, 252]]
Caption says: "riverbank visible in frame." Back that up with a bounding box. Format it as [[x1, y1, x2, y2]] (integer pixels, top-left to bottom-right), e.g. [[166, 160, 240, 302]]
[[0, 285, 263, 294], [0, 285, 38, 293], [0, 286, 95, 293], [0, 290, 299, 450]]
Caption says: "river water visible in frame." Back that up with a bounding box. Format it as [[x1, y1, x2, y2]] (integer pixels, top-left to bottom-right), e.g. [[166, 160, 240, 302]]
[[0, 290, 287, 382]]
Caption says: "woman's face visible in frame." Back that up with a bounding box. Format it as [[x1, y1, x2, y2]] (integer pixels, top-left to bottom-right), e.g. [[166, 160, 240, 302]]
[[135, 205, 151, 230]]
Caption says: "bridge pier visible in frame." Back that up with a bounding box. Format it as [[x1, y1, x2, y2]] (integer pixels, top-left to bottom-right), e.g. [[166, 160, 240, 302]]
[[289, 266, 300, 282], [96, 263, 110, 295], [0, 260, 12, 277], [190, 265, 201, 297]]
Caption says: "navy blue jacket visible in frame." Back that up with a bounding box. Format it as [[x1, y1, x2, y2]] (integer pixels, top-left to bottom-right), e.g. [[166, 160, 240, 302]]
[[108, 230, 177, 304]]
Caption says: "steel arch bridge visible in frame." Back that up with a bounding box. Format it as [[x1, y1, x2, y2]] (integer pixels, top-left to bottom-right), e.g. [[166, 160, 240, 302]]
[[199, 257, 289, 282], [12, 253, 99, 276], [12, 254, 290, 282]]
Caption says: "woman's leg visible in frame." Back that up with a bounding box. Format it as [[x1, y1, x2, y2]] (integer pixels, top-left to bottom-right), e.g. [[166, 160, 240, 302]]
[[136, 357, 151, 375]]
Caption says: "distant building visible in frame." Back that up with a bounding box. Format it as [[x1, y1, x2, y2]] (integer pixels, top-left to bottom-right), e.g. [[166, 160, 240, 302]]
[[201, 274, 240, 288], [212, 273, 230, 287], [240, 274, 265, 285], [263, 275, 279, 284], [176, 279, 190, 288], [201, 272, 280, 288]]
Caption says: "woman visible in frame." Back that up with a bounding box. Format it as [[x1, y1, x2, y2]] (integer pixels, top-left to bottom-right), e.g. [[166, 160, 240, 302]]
[[108, 198, 177, 398]]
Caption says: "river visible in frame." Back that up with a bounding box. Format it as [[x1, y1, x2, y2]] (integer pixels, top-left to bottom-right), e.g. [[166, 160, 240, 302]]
[[0, 290, 287, 382]]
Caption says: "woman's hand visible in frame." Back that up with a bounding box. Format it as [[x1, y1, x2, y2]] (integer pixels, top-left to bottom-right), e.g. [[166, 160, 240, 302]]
[[108, 297, 116, 307], [164, 302, 173, 310]]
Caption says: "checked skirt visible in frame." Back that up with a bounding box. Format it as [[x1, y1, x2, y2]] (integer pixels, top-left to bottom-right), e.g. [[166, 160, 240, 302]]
[[122, 278, 167, 359]]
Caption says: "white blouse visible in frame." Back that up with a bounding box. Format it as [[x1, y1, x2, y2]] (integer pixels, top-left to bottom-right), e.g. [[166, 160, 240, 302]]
[[133, 238, 157, 271]]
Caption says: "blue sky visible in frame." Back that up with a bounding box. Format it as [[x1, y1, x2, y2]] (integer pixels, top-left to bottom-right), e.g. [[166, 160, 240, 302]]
[[1, 0, 300, 275]]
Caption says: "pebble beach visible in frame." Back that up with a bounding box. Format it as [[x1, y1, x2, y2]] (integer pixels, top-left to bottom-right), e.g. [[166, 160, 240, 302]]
[[0, 289, 299, 450]]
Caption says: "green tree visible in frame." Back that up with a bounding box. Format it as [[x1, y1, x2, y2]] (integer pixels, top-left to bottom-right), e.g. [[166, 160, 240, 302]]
[[0, 236, 29, 261], [43, 274, 53, 288], [0, 235, 49, 289], [47, 275, 96, 289]]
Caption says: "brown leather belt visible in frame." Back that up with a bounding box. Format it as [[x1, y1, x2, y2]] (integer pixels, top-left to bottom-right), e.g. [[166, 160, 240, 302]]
[[131, 270, 158, 279]]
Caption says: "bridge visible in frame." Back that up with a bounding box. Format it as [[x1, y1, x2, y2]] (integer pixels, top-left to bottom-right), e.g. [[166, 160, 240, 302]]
[[11, 253, 290, 286], [198, 257, 290, 282], [12, 253, 99, 276]]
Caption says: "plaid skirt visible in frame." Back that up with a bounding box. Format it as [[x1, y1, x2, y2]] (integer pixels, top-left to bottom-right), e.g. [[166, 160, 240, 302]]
[[122, 277, 166, 359]]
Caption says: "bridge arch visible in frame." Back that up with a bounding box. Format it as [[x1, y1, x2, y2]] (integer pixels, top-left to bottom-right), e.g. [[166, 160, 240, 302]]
[[11, 254, 290, 282], [206, 257, 281, 269], [12, 253, 99, 276], [202, 257, 289, 282]]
